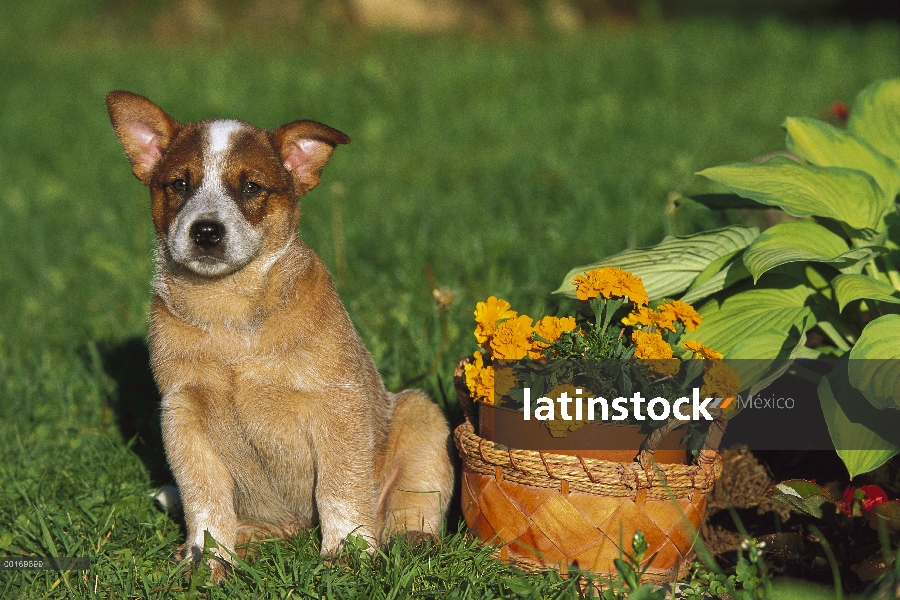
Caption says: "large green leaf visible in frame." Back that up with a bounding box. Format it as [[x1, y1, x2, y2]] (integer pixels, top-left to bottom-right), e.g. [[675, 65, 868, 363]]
[[832, 273, 900, 312], [723, 323, 808, 415], [848, 314, 900, 410], [554, 226, 758, 300], [766, 480, 835, 519], [681, 259, 751, 305], [679, 193, 770, 211], [849, 78, 900, 168], [742, 221, 883, 282], [684, 274, 820, 357], [697, 157, 890, 232], [818, 357, 900, 478], [785, 116, 900, 200]]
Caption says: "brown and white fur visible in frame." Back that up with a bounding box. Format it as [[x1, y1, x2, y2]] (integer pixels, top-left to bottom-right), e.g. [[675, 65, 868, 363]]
[[106, 91, 453, 576]]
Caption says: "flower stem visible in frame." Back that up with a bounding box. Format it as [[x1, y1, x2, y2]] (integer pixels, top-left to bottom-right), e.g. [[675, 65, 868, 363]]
[[817, 320, 852, 353], [808, 524, 843, 600]]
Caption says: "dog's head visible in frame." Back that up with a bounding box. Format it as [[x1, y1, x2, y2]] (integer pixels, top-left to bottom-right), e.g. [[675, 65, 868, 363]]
[[106, 91, 349, 278]]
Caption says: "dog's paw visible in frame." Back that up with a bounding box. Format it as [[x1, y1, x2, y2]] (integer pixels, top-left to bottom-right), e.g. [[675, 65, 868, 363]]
[[171, 544, 233, 583], [389, 530, 439, 550], [207, 557, 232, 583], [171, 543, 193, 564]]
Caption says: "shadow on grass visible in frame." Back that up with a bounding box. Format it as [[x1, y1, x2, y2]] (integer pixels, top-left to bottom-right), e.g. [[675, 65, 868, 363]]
[[99, 336, 174, 487]]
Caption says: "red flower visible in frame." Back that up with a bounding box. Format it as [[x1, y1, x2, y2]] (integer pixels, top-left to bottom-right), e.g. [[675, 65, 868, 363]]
[[839, 485, 890, 517], [839, 485, 857, 515], [861, 485, 888, 511], [830, 100, 850, 122]]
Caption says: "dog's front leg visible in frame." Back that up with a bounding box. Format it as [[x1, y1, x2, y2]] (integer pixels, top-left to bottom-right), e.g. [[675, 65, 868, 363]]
[[311, 411, 379, 555], [162, 395, 237, 577]]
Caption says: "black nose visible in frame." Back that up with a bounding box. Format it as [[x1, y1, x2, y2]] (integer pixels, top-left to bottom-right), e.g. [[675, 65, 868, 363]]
[[190, 221, 224, 249]]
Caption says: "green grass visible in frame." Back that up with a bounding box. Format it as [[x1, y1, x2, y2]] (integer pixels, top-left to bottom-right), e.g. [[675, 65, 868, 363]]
[[0, 8, 897, 597]]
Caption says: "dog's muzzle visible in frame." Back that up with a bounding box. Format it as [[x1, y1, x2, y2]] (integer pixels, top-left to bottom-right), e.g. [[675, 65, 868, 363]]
[[191, 220, 224, 250]]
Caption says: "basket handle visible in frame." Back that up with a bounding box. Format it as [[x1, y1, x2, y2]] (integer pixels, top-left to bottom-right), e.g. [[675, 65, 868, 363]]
[[637, 408, 727, 469]]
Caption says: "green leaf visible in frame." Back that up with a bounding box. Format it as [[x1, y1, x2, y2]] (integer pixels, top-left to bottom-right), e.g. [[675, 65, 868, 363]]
[[848, 78, 900, 168], [869, 500, 900, 532], [725, 322, 808, 408], [679, 193, 770, 211], [765, 479, 834, 519], [614, 558, 639, 590], [554, 226, 758, 300], [785, 116, 900, 200], [818, 357, 900, 478], [697, 157, 890, 232], [681, 259, 751, 305], [685, 275, 819, 357], [742, 221, 883, 282], [832, 273, 900, 312], [848, 314, 900, 410], [691, 249, 744, 289], [0, 532, 13, 550]]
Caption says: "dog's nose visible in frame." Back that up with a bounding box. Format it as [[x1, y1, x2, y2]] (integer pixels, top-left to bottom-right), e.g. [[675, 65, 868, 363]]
[[190, 221, 224, 249]]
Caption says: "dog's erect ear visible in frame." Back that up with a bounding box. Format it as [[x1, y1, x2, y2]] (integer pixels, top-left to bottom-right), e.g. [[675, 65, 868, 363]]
[[271, 121, 350, 195], [106, 91, 180, 185]]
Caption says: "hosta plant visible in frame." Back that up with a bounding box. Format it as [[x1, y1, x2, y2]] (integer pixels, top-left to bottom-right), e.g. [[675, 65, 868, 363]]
[[557, 78, 900, 478]]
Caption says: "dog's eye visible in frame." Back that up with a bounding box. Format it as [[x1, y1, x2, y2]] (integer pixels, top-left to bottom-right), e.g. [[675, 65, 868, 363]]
[[171, 179, 187, 193], [242, 181, 261, 197]]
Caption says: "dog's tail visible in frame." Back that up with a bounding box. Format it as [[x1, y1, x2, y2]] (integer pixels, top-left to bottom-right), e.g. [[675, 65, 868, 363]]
[[376, 389, 454, 543]]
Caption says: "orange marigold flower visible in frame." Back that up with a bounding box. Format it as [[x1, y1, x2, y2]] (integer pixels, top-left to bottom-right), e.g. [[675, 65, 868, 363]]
[[474, 296, 517, 346], [631, 330, 673, 360], [622, 306, 677, 332], [464, 352, 495, 404], [572, 267, 649, 306], [572, 268, 614, 301], [490, 314, 535, 361], [659, 299, 703, 331], [613, 269, 649, 307], [645, 358, 681, 376], [683, 340, 723, 360], [543, 384, 590, 437], [529, 315, 577, 359], [700, 361, 741, 400], [493, 364, 517, 398]]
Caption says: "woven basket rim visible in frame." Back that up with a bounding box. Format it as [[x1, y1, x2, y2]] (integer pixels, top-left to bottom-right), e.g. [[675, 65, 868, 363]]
[[455, 421, 722, 499]]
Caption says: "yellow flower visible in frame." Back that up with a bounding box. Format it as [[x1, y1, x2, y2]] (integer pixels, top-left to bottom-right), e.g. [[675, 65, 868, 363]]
[[644, 358, 681, 376], [658, 299, 703, 332], [542, 384, 590, 438], [473, 296, 517, 346], [622, 305, 677, 332], [572, 268, 614, 301], [494, 364, 517, 398], [700, 360, 741, 400], [572, 267, 649, 306], [683, 340, 723, 360], [529, 315, 577, 359], [490, 314, 535, 361], [631, 330, 674, 360], [613, 268, 650, 307], [464, 352, 495, 404]]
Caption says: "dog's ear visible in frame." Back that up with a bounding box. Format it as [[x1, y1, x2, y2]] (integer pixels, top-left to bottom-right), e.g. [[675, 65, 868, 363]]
[[106, 91, 181, 185], [271, 121, 350, 195]]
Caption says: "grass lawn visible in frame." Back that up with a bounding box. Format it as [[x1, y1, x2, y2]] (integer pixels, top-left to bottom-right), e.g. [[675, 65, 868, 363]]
[[0, 6, 898, 597]]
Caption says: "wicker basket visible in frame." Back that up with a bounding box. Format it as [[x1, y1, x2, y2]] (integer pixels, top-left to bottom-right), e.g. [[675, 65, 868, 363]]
[[453, 360, 726, 582]]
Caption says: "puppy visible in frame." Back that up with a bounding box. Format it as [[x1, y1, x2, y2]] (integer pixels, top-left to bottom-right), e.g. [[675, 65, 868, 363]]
[[106, 91, 453, 575]]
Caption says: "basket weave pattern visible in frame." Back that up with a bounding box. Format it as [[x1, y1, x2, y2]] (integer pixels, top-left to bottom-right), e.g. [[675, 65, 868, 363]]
[[455, 421, 723, 580]]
